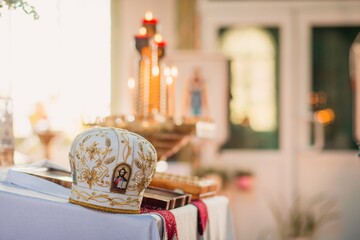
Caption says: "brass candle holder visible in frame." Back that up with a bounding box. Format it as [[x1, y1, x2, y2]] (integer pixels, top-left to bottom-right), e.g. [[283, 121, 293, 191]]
[[85, 12, 215, 161]]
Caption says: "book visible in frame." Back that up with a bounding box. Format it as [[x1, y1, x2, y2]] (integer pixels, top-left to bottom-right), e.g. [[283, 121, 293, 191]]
[[142, 186, 191, 210], [9, 165, 191, 210], [150, 172, 218, 200]]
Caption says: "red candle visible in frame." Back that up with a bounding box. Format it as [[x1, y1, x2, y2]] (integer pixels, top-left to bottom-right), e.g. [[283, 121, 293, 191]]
[[142, 18, 158, 24], [142, 12, 157, 37], [135, 27, 148, 38], [154, 34, 166, 47], [156, 41, 167, 47], [135, 34, 149, 39], [142, 11, 158, 24]]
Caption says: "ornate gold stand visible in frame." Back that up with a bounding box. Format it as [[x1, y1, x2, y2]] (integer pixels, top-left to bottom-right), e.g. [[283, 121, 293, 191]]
[[84, 116, 214, 161]]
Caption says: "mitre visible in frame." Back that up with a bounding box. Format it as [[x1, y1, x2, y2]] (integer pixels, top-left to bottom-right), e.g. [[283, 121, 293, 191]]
[[68, 127, 157, 213]]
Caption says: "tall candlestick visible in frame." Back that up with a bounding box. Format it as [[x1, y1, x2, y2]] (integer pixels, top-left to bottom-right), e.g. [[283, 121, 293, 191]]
[[149, 39, 160, 114], [166, 76, 174, 117], [170, 66, 178, 117], [160, 66, 167, 116], [143, 59, 150, 118]]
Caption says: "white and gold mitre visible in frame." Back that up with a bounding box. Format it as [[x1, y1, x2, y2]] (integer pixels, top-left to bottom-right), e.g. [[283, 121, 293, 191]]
[[68, 127, 157, 213]]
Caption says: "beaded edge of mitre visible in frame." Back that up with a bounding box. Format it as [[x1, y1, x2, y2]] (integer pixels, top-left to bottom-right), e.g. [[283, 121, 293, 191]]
[[68, 127, 157, 213]]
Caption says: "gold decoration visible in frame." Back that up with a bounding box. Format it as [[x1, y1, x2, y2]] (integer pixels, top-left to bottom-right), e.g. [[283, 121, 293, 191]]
[[69, 127, 158, 213], [76, 133, 114, 189], [104, 156, 116, 165], [127, 141, 156, 194], [73, 189, 140, 207], [85, 142, 101, 161], [69, 198, 140, 214], [119, 133, 132, 163]]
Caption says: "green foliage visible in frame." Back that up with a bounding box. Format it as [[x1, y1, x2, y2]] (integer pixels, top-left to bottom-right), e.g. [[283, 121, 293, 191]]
[[0, 0, 39, 19], [234, 169, 253, 177], [194, 166, 254, 187], [194, 167, 229, 184]]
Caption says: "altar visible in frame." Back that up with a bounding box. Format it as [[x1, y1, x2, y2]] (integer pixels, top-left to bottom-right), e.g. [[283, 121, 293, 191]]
[[0, 167, 234, 240], [0, 9, 233, 240]]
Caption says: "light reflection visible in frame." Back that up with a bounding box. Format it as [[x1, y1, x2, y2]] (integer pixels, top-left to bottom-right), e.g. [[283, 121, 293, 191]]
[[156, 160, 168, 172], [128, 78, 136, 89], [0, 0, 111, 139], [314, 108, 335, 125]]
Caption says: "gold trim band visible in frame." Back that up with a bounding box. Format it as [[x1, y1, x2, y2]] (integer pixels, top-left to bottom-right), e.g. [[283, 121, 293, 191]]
[[69, 198, 140, 214]]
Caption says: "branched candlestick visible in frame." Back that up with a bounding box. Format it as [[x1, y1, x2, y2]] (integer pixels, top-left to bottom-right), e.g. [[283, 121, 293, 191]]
[[134, 12, 169, 120]]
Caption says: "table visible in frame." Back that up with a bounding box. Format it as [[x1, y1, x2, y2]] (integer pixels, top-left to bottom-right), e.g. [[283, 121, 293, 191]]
[[0, 167, 234, 240]]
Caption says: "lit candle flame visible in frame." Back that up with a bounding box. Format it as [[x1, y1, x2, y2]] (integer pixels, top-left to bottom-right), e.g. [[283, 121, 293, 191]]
[[152, 66, 160, 76], [170, 66, 178, 77], [163, 67, 171, 77], [154, 34, 163, 43], [139, 27, 147, 35], [166, 76, 173, 85], [128, 78, 135, 89], [156, 160, 168, 172], [145, 11, 153, 21], [314, 108, 335, 125]]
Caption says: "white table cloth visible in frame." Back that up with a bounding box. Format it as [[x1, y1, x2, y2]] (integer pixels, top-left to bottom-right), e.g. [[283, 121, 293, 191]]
[[0, 164, 234, 240]]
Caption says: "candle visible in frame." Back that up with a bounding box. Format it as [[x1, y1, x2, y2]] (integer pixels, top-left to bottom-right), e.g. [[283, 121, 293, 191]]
[[169, 66, 178, 117], [170, 66, 178, 78], [135, 27, 149, 53], [166, 74, 174, 117], [142, 11, 158, 24], [163, 66, 177, 117], [160, 67, 167, 116], [154, 34, 162, 43], [155, 34, 167, 47], [157, 41, 167, 47], [154, 34, 166, 59], [142, 11, 157, 37], [128, 77, 136, 114], [139, 27, 147, 36]]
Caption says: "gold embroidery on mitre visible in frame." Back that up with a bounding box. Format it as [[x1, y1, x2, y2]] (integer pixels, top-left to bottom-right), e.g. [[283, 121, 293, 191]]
[[120, 133, 132, 164], [76, 133, 116, 189], [73, 189, 140, 207], [69, 128, 157, 214], [127, 141, 156, 195], [69, 199, 140, 214], [110, 163, 132, 194]]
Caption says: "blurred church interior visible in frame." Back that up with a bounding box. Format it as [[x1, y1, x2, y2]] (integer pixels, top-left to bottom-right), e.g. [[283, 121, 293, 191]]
[[0, 0, 360, 239]]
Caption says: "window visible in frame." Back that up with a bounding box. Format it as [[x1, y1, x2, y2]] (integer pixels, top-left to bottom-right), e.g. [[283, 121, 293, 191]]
[[219, 27, 280, 149], [311, 26, 360, 149]]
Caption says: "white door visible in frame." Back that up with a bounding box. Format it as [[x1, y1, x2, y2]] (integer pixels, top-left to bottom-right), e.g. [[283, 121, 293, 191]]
[[199, 1, 360, 239]]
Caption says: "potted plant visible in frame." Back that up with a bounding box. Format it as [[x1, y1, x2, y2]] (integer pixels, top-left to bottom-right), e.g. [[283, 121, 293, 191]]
[[234, 169, 254, 191], [270, 194, 338, 240]]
